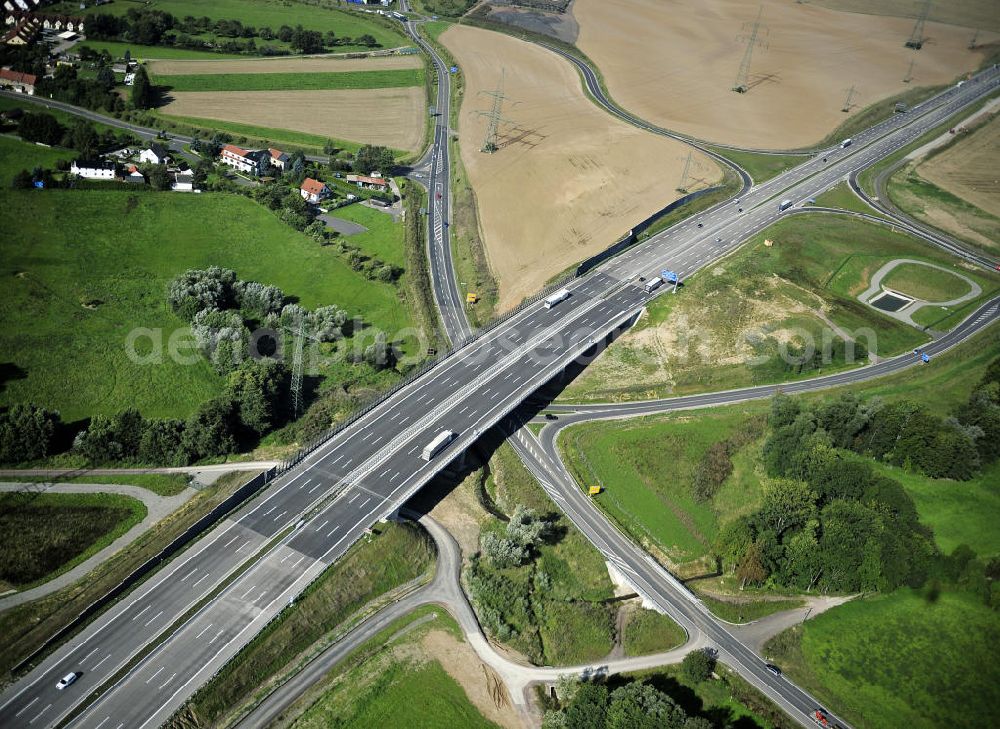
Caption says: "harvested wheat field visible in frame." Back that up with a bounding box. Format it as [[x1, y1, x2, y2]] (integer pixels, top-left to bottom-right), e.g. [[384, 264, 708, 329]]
[[148, 55, 423, 76], [918, 111, 1000, 218], [441, 25, 721, 309], [161, 88, 425, 152], [574, 0, 996, 149], [810, 0, 1000, 34]]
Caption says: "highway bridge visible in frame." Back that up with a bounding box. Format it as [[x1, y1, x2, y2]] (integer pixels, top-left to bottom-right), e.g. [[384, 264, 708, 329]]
[[0, 32, 997, 729]]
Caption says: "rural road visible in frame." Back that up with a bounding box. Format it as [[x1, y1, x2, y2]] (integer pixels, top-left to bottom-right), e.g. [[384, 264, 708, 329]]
[[1, 39, 998, 729], [0, 482, 196, 611]]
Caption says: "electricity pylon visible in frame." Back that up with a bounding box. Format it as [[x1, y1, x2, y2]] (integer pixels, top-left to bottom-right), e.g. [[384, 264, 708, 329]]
[[903, 59, 915, 83], [733, 5, 769, 93], [476, 70, 509, 153], [841, 85, 858, 113], [905, 0, 931, 49], [676, 152, 694, 193]]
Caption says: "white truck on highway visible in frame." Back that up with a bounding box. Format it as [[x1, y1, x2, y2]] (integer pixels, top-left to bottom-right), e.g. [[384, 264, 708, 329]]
[[644, 277, 663, 293], [544, 288, 571, 309], [421, 430, 457, 461], [779, 199, 794, 211], [840, 138, 853, 148]]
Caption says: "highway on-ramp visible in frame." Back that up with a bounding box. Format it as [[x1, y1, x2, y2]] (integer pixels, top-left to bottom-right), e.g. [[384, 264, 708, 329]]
[[0, 52, 997, 729]]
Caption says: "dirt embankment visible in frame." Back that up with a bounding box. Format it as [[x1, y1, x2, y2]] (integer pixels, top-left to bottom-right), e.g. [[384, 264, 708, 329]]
[[574, 0, 996, 149], [441, 24, 722, 310]]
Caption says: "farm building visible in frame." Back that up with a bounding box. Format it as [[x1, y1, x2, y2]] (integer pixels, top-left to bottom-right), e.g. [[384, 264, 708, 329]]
[[71, 160, 117, 180], [269, 147, 289, 170], [346, 173, 390, 191], [139, 143, 170, 165], [0, 66, 35, 93], [300, 177, 330, 203]]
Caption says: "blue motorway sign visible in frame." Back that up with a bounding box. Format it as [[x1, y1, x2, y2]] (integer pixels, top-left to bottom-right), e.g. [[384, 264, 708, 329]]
[[661, 270, 678, 283], [450, 66, 458, 73]]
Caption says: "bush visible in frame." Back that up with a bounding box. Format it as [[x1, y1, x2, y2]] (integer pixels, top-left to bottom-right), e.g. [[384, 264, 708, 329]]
[[168, 266, 237, 320], [681, 649, 715, 683], [0, 403, 60, 464]]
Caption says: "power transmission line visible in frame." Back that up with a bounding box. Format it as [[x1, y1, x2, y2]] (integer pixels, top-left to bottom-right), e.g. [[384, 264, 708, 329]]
[[733, 5, 769, 93], [905, 0, 931, 49]]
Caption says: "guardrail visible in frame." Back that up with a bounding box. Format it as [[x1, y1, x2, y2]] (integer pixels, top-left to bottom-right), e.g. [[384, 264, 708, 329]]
[[11, 467, 277, 676]]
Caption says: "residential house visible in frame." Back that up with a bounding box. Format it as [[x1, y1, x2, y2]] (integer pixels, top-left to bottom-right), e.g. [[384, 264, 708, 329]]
[[172, 172, 194, 192], [139, 143, 169, 165], [71, 159, 117, 179], [219, 143, 267, 175], [268, 147, 288, 170], [299, 177, 330, 204], [0, 67, 36, 93], [3, 15, 38, 44], [123, 164, 144, 183], [346, 173, 390, 191]]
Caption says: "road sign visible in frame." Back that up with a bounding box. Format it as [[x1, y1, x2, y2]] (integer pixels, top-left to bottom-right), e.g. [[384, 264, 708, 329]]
[[450, 66, 458, 73], [588, 485, 602, 496], [661, 270, 678, 283]]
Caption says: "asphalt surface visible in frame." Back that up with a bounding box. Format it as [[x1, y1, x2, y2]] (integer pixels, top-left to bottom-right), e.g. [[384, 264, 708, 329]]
[[1, 51, 997, 729]]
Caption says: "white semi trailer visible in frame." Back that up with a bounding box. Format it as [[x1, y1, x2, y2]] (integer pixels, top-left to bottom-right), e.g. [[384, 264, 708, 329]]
[[421, 430, 457, 461], [544, 289, 571, 309]]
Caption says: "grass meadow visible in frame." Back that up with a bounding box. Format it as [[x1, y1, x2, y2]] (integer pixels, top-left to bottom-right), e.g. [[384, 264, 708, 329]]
[[156, 69, 423, 92], [765, 590, 1000, 729], [333, 203, 408, 268], [0, 189, 415, 421], [77, 40, 244, 60], [622, 607, 687, 656], [0, 135, 75, 185], [881, 262, 973, 302], [0, 491, 146, 589]]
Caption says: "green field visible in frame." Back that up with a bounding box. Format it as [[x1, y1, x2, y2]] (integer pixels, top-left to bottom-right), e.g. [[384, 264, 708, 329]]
[[622, 607, 687, 656], [327, 203, 407, 268], [50, 0, 407, 51], [0, 98, 121, 138], [156, 69, 423, 92], [0, 491, 146, 589], [561, 407, 766, 567], [0, 190, 415, 421], [765, 590, 1000, 729], [0, 135, 75, 186], [77, 40, 244, 60], [3, 473, 191, 497], [882, 262, 973, 301], [561, 214, 1000, 404], [172, 521, 433, 727], [873, 460, 1000, 557]]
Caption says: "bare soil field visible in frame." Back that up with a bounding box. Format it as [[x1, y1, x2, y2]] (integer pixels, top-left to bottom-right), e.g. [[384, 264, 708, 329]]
[[441, 24, 722, 309], [148, 55, 423, 76], [811, 0, 1000, 34], [574, 0, 995, 149], [161, 88, 425, 152], [918, 111, 1000, 218]]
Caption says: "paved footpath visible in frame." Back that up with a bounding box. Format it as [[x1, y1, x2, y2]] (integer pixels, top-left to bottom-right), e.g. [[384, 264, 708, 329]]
[[0, 482, 196, 611]]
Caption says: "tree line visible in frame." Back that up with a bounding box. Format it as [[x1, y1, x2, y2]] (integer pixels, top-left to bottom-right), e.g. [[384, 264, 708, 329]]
[[87, 9, 379, 56]]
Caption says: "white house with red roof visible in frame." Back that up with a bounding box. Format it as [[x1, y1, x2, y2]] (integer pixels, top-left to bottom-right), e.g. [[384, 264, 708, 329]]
[[218, 143, 267, 175], [299, 177, 330, 204], [268, 147, 289, 170]]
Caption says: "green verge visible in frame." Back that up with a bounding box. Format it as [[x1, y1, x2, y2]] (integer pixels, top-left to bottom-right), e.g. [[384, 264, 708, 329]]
[[0, 491, 146, 590], [474, 441, 619, 665], [764, 590, 1000, 729], [707, 147, 807, 185], [155, 69, 423, 92], [0, 190, 415, 421], [0, 471, 258, 677], [0, 473, 191, 497], [812, 181, 883, 216], [621, 607, 687, 656], [401, 182, 446, 353], [284, 606, 499, 729], [812, 84, 947, 151], [167, 520, 434, 729], [693, 592, 804, 624]]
